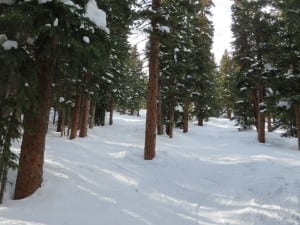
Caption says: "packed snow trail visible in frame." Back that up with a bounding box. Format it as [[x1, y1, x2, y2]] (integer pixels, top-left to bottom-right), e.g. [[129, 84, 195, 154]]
[[1, 111, 300, 225]]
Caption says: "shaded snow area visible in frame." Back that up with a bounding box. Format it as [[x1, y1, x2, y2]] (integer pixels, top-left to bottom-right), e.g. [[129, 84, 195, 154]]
[[1, 111, 300, 225]]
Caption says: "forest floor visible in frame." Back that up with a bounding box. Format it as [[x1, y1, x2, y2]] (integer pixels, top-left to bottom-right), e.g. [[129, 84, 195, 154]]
[[1, 111, 300, 225]]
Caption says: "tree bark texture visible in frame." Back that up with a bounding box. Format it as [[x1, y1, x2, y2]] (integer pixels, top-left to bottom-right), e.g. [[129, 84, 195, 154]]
[[70, 93, 81, 140], [14, 56, 52, 200], [144, 0, 161, 160], [79, 95, 90, 138]]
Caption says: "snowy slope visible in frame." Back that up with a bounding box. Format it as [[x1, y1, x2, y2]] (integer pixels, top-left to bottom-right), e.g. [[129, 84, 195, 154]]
[[1, 111, 300, 225]]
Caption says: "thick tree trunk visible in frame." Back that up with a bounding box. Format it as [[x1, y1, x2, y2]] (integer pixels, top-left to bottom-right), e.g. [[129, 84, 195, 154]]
[[258, 84, 265, 143], [70, 93, 81, 140], [79, 95, 90, 138], [183, 98, 190, 133], [109, 97, 114, 125], [144, 0, 161, 160], [14, 56, 52, 200], [296, 106, 300, 150], [89, 103, 96, 129]]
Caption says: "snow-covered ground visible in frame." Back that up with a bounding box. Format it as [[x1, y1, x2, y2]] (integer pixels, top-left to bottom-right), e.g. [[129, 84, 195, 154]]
[[1, 111, 300, 225]]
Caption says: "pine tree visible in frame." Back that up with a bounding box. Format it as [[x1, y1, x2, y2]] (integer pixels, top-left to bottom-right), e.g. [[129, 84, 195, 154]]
[[144, 0, 161, 160]]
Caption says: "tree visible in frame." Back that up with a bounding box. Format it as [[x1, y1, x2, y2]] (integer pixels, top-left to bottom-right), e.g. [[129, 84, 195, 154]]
[[144, 0, 161, 160], [0, 0, 109, 199]]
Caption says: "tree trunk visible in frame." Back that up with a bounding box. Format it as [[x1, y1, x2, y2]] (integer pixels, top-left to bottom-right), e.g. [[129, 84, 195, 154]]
[[89, 103, 96, 129], [157, 87, 163, 135], [52, 108, 56, 125], [198, 116, 204, 126], [60, 108, 66, 137], [0, 167, 7, 204], [296, 106, 300, 150], [56, 110, 62, 132], [0, 111, 16, 203], [183, 98, 190, 133], [168, 104, 175, 138], [79, 95, 90, 138], [109, 96, 114, 125], [70, 93, 81, 140], [130, 108, 134, 116], [100, 108, 105, 126], [257, 84, 265, 143], [144, 0, 161, 160], [14, 56, 52, 200], [227, 109, 232, 119], [252, 92, 259, 131]]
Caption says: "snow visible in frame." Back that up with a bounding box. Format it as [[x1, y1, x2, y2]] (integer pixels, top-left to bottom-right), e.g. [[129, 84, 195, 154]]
[[58, 97, 65, 103], [1, 40, 18, 50], [53, 18, 59, 27], [158, 25, 170, 33], [277, 100, 290, 109], [83, 36, 90, 43], [1, 111, 300, 225], [85, 0, 109, 33]]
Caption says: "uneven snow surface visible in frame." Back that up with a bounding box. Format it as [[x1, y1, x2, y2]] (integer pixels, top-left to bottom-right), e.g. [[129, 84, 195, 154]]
[[1, 111, 300, 225]]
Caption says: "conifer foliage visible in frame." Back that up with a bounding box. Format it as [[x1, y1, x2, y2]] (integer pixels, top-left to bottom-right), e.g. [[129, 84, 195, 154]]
[[231, 0, 300, 148]]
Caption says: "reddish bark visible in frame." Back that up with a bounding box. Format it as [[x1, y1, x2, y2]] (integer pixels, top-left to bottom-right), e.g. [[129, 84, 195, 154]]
[[79, 95, 90, 138], [144, 0, 161, 160], [14, 56, 52, 200], [70, 93, 81, 140]]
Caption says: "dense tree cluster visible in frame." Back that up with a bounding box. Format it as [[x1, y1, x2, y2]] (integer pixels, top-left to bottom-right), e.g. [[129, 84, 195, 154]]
[[219, 0, 299, 148], [0, 0, 299, 203], [0, 0, 144, 201]]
